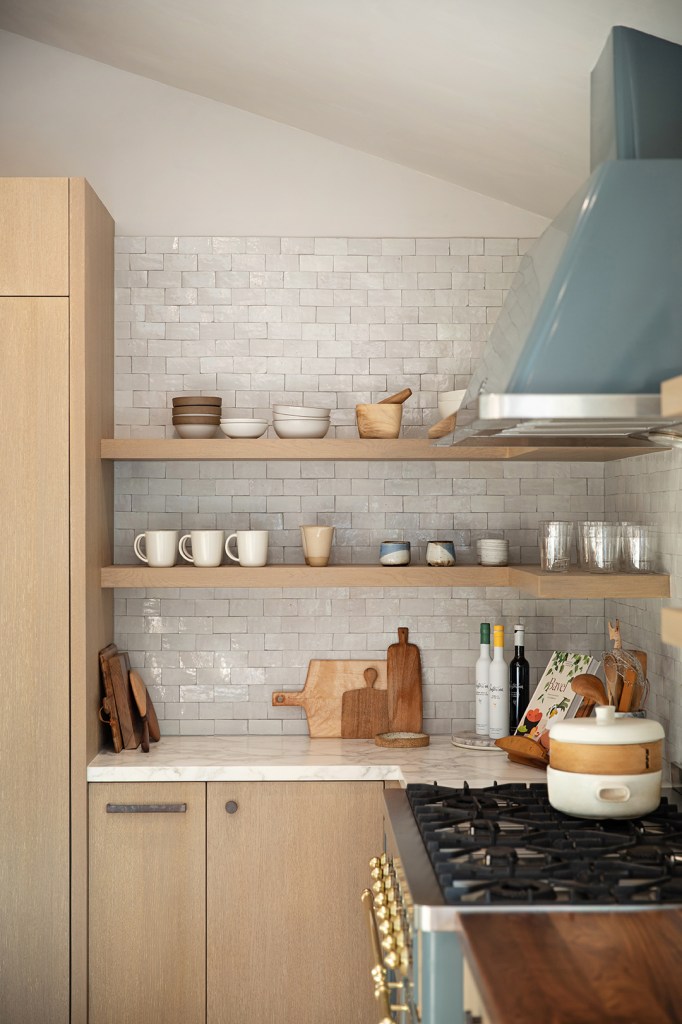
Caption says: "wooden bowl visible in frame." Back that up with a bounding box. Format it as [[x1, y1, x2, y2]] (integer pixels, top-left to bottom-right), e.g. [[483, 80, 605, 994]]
[[355, 403, 402, 439]]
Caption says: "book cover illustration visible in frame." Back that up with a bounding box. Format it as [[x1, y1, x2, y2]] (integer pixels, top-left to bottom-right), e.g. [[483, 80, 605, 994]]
[[515, 651, 600, 742]]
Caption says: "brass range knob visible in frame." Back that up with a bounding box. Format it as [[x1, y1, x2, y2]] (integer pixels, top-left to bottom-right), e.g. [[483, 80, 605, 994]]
[[369, 856, 382, 869], [372, 880, 385, 896], [374, 891, 387, 906], [384, 950, 399, 971], [381, 934, 396, 952], [375, 905, 390, 922], [371, 866, 383, 881]]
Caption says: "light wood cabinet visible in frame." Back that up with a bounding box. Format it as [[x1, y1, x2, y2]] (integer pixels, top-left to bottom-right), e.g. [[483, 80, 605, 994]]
[[0, 178, 114, 1024], [207, 781, 382, 1024], [89, 783, 206, 1024]]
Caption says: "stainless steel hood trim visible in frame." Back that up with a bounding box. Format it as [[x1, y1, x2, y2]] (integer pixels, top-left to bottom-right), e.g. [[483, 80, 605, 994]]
[[479, 393, 662, 419]]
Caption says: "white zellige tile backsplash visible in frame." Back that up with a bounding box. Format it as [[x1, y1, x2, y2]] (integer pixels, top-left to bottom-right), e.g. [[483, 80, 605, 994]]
[[113, 234, 680, 741]]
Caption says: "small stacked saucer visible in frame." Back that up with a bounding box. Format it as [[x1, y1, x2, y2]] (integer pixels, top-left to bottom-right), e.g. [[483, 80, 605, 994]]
[[172, 395, 222, 438], [477, 538, 509, 566]]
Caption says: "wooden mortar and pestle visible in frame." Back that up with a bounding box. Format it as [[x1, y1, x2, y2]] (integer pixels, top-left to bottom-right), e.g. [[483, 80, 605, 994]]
[[356, 388, 412, 439]]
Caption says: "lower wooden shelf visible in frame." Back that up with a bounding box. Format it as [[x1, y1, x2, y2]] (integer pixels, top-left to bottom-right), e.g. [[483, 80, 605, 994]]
[[100, 564, 670, 597], [661, 607, 682, 646]]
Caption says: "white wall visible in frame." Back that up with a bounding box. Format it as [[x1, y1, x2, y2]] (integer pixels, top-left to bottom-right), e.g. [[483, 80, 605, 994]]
[[0, 30, 549, 238]]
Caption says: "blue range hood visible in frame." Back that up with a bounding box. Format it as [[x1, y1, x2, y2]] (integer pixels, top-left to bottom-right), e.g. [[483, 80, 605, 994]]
[[454, 27, 682, 444]]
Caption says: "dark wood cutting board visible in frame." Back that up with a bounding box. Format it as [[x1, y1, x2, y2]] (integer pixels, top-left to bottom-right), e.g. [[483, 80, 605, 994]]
[[386, 627, 423, 733], [98, 643, 123, 752], [341, 667, 389, 738], [108, 651, 143, 750]]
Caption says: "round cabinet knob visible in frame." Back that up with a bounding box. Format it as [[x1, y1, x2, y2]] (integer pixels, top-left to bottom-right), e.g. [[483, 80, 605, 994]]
[[225, 801, 239, 814]]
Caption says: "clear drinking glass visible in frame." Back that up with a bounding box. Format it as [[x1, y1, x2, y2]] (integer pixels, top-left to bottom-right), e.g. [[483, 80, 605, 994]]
[[584, 521, 621, 573], [622, 523, 654, 573], [539, 521, 574, 573], [577, 522, 591, 570]]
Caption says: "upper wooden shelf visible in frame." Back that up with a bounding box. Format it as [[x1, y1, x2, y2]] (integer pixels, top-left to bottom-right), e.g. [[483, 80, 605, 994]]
[[661, 375, 682, 418], [661, 607, 682, 647], [100, 564, 670, 597], [100, 438, 662, 462]]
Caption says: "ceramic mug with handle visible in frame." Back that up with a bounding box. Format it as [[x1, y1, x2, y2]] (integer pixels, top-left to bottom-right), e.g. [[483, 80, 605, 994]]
[[225, 530, 269, 567], [133, 530, 179, 567], [179, 530, 225, 567]]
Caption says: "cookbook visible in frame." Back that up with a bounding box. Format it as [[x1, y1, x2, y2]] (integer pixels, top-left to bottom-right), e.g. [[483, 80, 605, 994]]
[[515, 651, 600, 741]]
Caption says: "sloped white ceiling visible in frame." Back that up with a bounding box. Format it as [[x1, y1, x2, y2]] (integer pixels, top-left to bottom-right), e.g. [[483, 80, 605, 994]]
[[2, 0, 681, 217]]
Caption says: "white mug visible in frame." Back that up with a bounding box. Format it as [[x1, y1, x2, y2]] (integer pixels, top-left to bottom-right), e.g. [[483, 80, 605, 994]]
[[179, 530, 225, 568], [225, 530, 268, 567], [133, 530, 179, 567]]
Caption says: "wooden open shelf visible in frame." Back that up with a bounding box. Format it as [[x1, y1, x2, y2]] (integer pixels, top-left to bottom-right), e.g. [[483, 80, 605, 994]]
[[661, 375, 682, 418], [100, 564, 670, 596], [100, 438, 662, 462], [661, 607, 682, 647]]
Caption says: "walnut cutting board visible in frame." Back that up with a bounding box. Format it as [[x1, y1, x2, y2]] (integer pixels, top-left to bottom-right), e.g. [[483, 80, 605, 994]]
[[341, 667, 389, 739], [386, 627, 423, 733], [272, 660, 387, 737]]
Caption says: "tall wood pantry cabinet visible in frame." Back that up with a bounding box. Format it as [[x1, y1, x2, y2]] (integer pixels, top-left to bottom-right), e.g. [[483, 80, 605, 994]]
[[0, 178, 114, 1024]]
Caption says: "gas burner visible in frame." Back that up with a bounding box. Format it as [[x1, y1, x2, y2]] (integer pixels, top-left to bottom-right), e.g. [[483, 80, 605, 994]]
[[525, 829, 636, 857]]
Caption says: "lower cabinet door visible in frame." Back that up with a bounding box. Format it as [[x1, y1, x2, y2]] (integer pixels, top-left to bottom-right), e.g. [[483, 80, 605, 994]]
[[207, 781, 383, 1024], [89, 783, 206, 1024]]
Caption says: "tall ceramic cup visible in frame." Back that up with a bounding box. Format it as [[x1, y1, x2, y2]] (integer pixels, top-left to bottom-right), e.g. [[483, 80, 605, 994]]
[[300, 525, 335, 567], [133, 530, 179, 567], [179, 530, 225, 567], [225, 530, 269, 567]]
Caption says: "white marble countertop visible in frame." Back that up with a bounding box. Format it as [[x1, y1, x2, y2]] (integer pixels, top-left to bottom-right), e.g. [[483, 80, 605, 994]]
[[87, 735, 542, 786]]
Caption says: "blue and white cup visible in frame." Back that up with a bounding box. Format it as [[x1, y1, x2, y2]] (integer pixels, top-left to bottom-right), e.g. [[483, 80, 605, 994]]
[[426, 540, 456, 566], [379, 541, 411, 566]]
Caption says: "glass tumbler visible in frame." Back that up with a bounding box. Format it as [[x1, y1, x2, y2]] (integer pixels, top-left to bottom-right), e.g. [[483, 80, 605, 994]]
[[539, 521, 574, 573], [584, 521, 621, 573], [622, 523, 654, 573]]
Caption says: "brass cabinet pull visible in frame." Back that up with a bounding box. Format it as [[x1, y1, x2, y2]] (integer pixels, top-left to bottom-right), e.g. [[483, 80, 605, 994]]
[[361, 888, 397, 1024], [106, 803, 187, 814]]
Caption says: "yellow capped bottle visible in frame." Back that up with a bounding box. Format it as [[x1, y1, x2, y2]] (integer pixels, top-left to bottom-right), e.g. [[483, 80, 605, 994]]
[[488, 624, 509, 740]]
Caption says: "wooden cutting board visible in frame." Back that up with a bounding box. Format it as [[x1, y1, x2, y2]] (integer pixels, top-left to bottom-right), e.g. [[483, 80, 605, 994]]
[[386, 627, 423, 733], [108, 651, 143, 750], [341, 667, 389, 738], [272, 660, 387, 737], [98, 643, 123, 752]]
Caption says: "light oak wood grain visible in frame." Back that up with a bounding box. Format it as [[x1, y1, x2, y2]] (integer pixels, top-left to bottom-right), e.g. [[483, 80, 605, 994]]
[[100, 563, 670, 597], [0, 297, 70, 1024], [89, 782, 206, 1024], [0, 177, 69, 295], [207, 782, 382, 1024], [100, 437, 664, 461], [661, 606, 682, 647], [272, 659, 388, 737], [68, 178, 115, 1024]]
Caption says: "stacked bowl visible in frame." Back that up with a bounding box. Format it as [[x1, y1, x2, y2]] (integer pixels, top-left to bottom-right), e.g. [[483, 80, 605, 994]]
[[272, 404, 331, 439], [172, 395, 222, 438], [476, 538, 509, 566]]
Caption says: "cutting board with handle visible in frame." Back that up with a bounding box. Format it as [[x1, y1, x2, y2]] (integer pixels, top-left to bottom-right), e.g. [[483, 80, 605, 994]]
[[129, 669, 161, 752], [98, 643, 124, 752], [341, 667, 389, 739], [272, 660, 387, 737], [108, 650, 143, 750], [386, 627, 423, 733]]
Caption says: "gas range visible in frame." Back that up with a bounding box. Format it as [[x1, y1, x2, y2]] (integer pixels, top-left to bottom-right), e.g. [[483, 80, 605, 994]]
[[368, 782, 682, 1024]]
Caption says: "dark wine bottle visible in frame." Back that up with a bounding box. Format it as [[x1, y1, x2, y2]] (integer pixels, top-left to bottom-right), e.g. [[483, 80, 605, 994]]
[[509, 623, 530, 733]]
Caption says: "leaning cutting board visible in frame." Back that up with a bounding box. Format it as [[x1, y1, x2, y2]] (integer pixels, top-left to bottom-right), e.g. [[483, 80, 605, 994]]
[[386, 627, 423, 733], [108, 651, 144, 750], [98, 643, 124, 752], [272, 660, 388, 737], [341, 667, 389, 739]]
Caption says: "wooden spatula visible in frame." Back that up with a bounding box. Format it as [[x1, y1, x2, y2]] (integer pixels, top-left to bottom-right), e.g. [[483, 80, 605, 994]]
[[386, 627, 423, 733], [379, 388, 412, 404], [341, 668, 389, 738]]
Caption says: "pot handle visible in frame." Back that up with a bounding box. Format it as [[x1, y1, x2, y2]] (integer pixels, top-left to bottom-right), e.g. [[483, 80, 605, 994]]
[[596, 785, 631, 803]]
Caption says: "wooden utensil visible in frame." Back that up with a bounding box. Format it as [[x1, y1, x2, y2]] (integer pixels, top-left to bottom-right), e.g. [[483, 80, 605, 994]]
[[129, 670, 150, 752], [355, 403, 402, 439], [272, 659, 388, 737], [495, 735, 549, 770], [618, 665, 638, 713], [386, 627, 423, 733], [378, 388, 412, 405], [108, 652, 143, 750], [427, 413, 457, 439], [571, 673, 608, 707], [341, 667, 389, 739], [128, 669, 161, 747], [98, 643, 123, 753], [603, 653, 622, 707]]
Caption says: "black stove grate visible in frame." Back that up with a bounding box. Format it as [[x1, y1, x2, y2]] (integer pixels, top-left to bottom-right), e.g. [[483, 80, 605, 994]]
[[406, 782, 682, 907]]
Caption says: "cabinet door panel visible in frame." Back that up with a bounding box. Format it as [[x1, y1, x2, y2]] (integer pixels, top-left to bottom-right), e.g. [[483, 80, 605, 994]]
[[207, 781, 382, 1024], [0, 178, 69, 295], [89, 783, 206, 1024], [0, 297, 70, 1024]]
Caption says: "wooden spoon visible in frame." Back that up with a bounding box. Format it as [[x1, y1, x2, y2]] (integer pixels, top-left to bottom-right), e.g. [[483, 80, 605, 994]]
[[603, 653, 623, 707], [571, 673, 608, 706], [379, 388, 412, 405], [129, 669, 150, 752]]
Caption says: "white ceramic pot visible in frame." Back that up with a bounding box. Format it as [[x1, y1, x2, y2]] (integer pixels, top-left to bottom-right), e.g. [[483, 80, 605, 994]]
[[547, 705, 664, 818]]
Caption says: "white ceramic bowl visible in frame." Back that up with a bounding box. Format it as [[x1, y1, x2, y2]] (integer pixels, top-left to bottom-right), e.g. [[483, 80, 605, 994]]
[[220, 419, 268, 438], [273, 418, 330, 439], [438, 389, 466, 420], [174, 423, 218, 439], [272, 404, 332, 418]]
